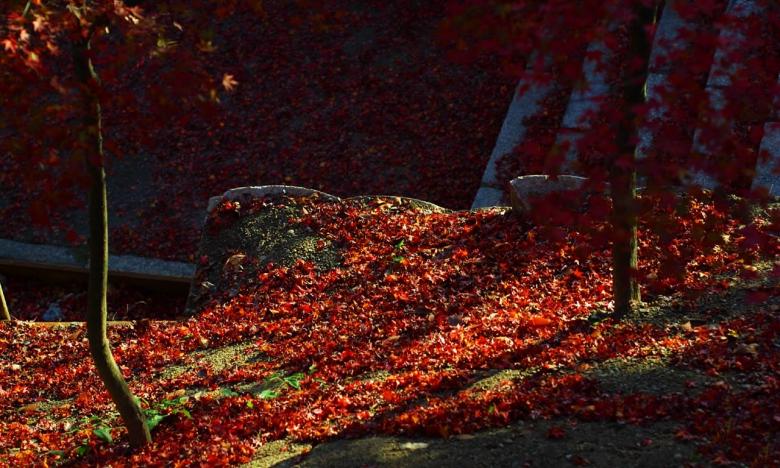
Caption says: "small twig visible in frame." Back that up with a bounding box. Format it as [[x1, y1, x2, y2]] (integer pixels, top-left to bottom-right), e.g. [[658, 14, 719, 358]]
[[0, 282, 10, 321], [22, 0, 33, 18]]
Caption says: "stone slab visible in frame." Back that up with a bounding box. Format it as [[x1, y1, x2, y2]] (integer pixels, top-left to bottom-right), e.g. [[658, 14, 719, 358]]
[[752, 122, 780, 196], [560, 31, 616, 130], [509, 175, 590, 214], [0, 238, 195, 283], [552, 130, 585, 172], [472, 77, 556, 209], [707, 0, 764, 87], [472, 186, 505, 209], [483, 79, 555, 185], [561, 97, 604, 130], [648, 1, 699, 73]]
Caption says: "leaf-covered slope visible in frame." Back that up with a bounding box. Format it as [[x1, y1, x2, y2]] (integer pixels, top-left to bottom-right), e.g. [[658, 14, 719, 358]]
[[1, 194, 778, 466]]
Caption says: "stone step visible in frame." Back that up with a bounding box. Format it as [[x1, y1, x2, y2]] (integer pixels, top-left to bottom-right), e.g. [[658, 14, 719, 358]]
[[472, 77, 558, 208], [474, 0, 778, 207], [555, 1, 701, 171], [752, 122, 780, 196], [688, 0, 770, 190], [706, 0, 763, 88], [0, 238, 194, 290], [648, 0, 693, 74]]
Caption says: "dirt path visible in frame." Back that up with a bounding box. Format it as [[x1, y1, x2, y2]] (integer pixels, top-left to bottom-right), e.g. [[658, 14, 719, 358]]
[[246, 420, 699, 467]]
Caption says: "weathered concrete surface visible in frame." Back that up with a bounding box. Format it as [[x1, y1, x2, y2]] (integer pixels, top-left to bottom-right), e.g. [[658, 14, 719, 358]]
[[477, 0, 778, 207], [206, 185, 341, 213], [509, 175, 590, 215], [472, 78, 556, 209], [0, 237, 194, 283], [752, 122, 780, 196]]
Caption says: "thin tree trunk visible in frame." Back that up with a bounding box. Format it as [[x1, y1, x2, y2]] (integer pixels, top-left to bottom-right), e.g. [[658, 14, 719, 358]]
[[74, 38, 151, 448], [611, 2, 659, 316], [0, 282, 10, 321], [610, 167, 640, 317]]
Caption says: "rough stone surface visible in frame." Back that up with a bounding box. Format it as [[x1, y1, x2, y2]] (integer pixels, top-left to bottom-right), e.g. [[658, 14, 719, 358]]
[[648, 1, 689, 73], [553, 130, 585, 172], [753, 122, 780, 196], [0, 238, 194, 280], [472, 78, 555, 209], [0, 238, 83, 268], [774, 73, 780, 121], [207, 185, 340, 213], [476, 0, 777, 209], [561, 97, 603, 131], [561, 37, 614, 130], [509, 175, 589, 214], [707, 0, 764, 87], [471, 186, 505, 209], [110, 254, 195, 279]]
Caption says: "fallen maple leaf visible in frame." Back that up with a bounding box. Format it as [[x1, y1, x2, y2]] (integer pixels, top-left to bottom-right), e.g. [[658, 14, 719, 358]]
[[222, 73, 238, 91], [529, 316, 553, 327]]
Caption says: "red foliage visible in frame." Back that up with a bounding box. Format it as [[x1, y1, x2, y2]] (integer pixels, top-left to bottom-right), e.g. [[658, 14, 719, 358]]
[[2, 0, 779, 465], [442, 0, 779, 294], [0, 0, 512, 261], [2, 196, 776, 466]]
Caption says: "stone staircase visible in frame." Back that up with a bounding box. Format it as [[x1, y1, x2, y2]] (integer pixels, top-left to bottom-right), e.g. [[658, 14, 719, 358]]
[[473, 0, 779, 208]]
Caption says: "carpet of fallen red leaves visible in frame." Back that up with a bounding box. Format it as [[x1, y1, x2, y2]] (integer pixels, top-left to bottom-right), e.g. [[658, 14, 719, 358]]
[[1, 196, 777, 466], [0, 0, 512, 261]]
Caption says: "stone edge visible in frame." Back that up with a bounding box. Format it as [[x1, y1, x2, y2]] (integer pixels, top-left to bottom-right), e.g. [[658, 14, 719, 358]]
[[0, 237, 195, 281], [205, 185, 464, 215]]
